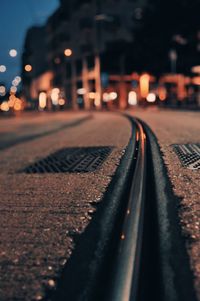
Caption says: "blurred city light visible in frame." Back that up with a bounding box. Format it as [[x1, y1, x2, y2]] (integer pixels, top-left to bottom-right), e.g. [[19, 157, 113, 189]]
[[9, 49, 17, 57], [52, 88, 60, 94], [109, 92, 118, 100], [89, 92, 96, 99], [94, 92, 101, 107], [0, 65, 6, 72], [102, 92, 118, 102], [24, 64, 32, 72], [191, 65, 200, 74], [158, 86, 167, 101], [8, 94, 16, 107], [146, 93, 156, 103], [13, 99, 23, 111], [193, 77, 200, 85], [103, 92, 110, 102], [39, 92, 47, 109], [12, 79, 19, 86], [173, 34, 187, 45], [140, 74, 150, 98], [10, 86, 17, 93], [58, 98, 65, 106], [6, 94, 24, 111], [64, 48, 72, 57], [51, 88, 60, 105], [128, 91, 137, 105], [77, 88, 86, 95], [15, 76, 21, 82], [13, 76, 21, 86], [1, 101, 9, 112], [0, 85, 6, 96]]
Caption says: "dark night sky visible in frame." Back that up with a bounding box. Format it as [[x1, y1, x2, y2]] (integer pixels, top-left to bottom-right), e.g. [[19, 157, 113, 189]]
[[0, 0, 59, 87]]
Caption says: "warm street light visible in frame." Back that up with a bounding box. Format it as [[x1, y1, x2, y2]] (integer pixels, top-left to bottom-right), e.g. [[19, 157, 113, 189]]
[[58, 98, 65, 106], [64, 48, 72, 57], [24, 64, 32, 72], [140, 73, 150, 98], [51, 88, 60, 105], [191, 65, 200, 74], [39, 92, 47, 109], [128, 91, 137, 106], [146, 93, 156, 103], [0, 101, 9, 112]]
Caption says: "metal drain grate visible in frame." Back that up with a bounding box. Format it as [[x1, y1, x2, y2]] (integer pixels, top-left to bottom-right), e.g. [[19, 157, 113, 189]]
[[22, 146, 113, 173], [173, 144, 200, 170]]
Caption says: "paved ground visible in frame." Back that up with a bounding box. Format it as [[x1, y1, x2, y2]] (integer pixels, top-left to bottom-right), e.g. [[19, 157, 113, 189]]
[[129, 107, 200, 300], [0, 112, 132, 300], [0, 111, 92, 150], [0, 108, 199, 300]]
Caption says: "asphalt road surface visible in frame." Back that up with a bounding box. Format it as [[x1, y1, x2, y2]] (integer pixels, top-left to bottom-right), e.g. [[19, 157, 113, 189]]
[[0, 108, 199, 300], [0, 111, 132, 301], [130, 106, 200, 300]]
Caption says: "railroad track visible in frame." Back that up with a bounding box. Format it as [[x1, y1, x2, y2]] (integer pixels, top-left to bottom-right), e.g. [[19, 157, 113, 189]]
[[107, 118, 146, 301], [47, 115, 196, 301], [45, 116, 146, 301]]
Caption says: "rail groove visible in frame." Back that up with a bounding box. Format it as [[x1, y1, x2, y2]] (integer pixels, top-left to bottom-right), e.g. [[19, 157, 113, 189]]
[[108, 118, 147, 300], [45, 117, 147, 301]]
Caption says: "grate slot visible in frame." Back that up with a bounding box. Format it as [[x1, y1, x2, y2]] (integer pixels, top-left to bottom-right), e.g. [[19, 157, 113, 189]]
[[21, 146, 113, 173], [173, 143, 200, 170]]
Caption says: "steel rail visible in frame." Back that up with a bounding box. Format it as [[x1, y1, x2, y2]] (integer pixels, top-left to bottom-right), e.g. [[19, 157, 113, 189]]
[[47, 117, 147, 301], [47, 115, 195, 301], [108, 118, 147, 301]]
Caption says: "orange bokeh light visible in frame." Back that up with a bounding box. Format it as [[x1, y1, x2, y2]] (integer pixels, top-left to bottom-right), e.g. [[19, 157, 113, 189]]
[[64, 49, 72, 57], [24, 64, 32, 72], [140, 74, 150, 98]]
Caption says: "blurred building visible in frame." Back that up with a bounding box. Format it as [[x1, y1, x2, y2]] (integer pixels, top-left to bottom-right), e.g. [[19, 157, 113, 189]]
[[21, 0, 200, 110], [21, 26, 52, 110], [45, 0, 147, 110]]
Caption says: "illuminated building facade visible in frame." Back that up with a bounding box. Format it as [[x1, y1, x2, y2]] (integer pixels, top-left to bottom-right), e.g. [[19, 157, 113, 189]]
[[46, 0, 147, 109]]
